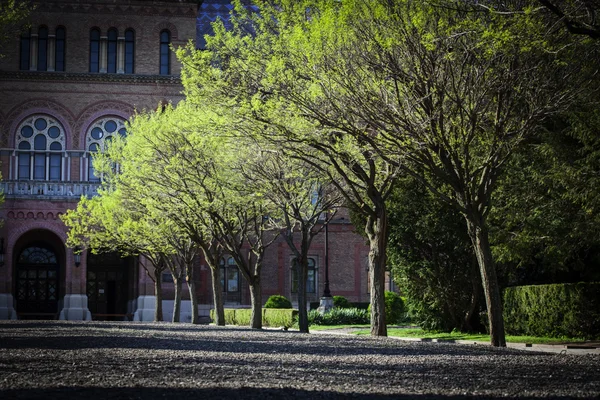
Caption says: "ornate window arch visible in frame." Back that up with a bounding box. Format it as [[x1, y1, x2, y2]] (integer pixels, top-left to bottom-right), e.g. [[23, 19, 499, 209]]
[[86, 116, 126, 181], [16, 115, 65, 181]]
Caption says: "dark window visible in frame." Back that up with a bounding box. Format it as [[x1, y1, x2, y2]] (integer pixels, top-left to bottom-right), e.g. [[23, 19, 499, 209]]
[[18, 153, 30, 179], [37, 26, 48, 71], [34, 134, 46, 150], [88, 143, 100, 182], [49, 154, 61, 181], [291, 258, 317, 293], [90, 28, 100, 73], [107, 28, 117, 73], [20, 30, 30, 70], [159, 30, 170, 75], [220, 257, 239, 293], [125, 29, 134, 74], [33, 153, 45, 180], [55, 27, 65, 72]]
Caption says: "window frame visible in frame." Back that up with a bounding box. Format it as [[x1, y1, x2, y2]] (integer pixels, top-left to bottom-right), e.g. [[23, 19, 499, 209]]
[[124, 29, 135, 74], [159, 30, 170, 75], [107, 28, 118, 73], [89, 28, 100, 73], [291, 257, 317, 294], [55, 26, 66, 72]]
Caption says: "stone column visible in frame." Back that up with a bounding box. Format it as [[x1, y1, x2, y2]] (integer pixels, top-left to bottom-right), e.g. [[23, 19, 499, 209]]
[[99, 36, 107, 73], [117, 36, 125, 74]]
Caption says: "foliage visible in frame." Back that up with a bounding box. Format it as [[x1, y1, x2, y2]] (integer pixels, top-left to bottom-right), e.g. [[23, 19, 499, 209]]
[[368, 292, 406, 325], [384, 176, 483, 332], [503, 282, 600, 339], [490, 110, 600, 286], [264, 295, 292, 309], [308, 308, 369, 326], [333, 296, 351, 309], [211, 308, 298, 328], [0, 0, 31, 57]]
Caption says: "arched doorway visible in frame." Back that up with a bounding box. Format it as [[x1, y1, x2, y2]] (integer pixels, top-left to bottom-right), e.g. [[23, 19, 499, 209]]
[[86, 252, 131, 320], [15, 244, 60, 318]]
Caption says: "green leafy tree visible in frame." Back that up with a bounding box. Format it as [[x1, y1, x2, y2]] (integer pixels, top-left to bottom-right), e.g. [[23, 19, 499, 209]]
[[181, 0, 598, 346], [239, 147, 342, 333]]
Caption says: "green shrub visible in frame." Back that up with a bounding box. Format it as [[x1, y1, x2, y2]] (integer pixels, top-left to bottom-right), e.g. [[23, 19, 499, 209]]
[[210, 308, 297, 328], [264, 309, 298, 328], [234, 309, 252, 326], [308, 308, 369, 325], [333, 296, 352, 308], [367, 291, 405, 325], [264, 295, 292, 309], [504, 282, 600, 339]]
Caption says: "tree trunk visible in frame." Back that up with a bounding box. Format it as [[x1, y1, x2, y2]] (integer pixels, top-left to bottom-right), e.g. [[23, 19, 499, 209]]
[[172, 276, 183, 323], [249, 279, 262, 329], [462, 256, 482, 332], [366, 208, 388, 337], [187, 264, 199, 324], [466, 218, 506, 347], [296, 256, 309, 333], [209, 265, 225, 326], [154, 272, 164, 322]]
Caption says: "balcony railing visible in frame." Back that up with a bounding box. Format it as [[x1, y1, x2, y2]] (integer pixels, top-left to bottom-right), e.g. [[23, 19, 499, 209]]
[[1, 180, 100, 199]]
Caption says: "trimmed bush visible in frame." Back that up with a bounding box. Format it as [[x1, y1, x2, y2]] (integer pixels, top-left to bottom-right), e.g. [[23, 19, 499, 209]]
[[210, 308, 298, 329], [504, 282, 600, 339], [367, 291, 405, 325], [308, 308, 369, 325], [333, 296, 352, 308], [264, 308, 298, 328], [264, 295, 292, 309]]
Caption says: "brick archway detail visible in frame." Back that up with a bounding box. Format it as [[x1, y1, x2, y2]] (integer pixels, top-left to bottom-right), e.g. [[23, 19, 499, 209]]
[[5, 99, 76, 149], [75, 101, 134, 150]]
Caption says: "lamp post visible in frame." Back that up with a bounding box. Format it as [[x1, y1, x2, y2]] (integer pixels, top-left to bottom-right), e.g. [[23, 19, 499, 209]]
[[317, 214, 333, 314]]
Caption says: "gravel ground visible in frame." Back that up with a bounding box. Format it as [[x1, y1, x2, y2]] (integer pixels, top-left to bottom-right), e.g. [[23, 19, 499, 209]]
[[0, 321, 599, 399]]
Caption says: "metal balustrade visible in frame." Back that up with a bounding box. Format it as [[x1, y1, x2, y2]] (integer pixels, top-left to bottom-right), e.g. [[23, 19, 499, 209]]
[[1, 180, 100, 199]]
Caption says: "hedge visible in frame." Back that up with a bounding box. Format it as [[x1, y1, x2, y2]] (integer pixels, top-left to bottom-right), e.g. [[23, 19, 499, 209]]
[[503, 282, 600, 339], [210, 308, 298, 329]]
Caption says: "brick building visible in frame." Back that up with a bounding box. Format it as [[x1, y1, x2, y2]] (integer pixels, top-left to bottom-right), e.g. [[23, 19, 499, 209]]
[[0, 0, 373, 322]]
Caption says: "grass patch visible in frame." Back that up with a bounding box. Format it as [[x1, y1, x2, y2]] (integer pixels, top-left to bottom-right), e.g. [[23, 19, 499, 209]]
[[309, 324, 370, 331], [350, 327, 588, 344]]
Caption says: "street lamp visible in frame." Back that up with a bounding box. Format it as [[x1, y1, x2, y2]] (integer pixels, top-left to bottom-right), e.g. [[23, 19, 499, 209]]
[[74, 247, 81, 267], [318, 214, 333, 314]]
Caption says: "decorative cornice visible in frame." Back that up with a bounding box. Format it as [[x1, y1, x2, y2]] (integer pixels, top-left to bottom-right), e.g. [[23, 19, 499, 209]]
[[0, 71, 182, 85], [33, 1, 199, 18]]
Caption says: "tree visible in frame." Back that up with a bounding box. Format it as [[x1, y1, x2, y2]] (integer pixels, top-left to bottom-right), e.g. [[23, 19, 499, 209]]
[[110, 103, 280, 329], [181, 0, 598, 345], [537, 0, 600, 39], [239, 147, 342, 333], [0, 0, 31, 57], [179, 0, 401, 337], [62, 190, 173, 322]]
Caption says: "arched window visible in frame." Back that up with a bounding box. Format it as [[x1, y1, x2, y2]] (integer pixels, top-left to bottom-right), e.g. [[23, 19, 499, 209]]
[[159, 30, 170, 75], [107, 28, 118, 73], [16, 115, 65, 181], [55, 27, 65, 72], [20, 29, 30, 70], [220, 257, 239, 293], [37, 26, 48, 71], [86, 117, 126, 181], [291, 257, 317, 293], [125, 29, 135, 74], [89, 28, 100, 73]]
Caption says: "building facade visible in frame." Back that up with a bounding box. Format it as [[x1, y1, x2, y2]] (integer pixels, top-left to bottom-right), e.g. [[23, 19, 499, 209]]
[[0, 0, 373, 322]]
